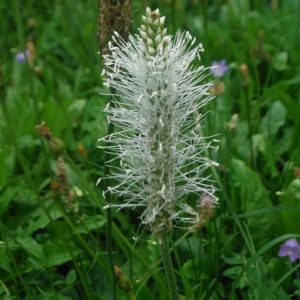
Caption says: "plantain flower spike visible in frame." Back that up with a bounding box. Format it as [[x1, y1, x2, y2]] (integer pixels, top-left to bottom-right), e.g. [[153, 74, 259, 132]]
[[99, 8, 219, 235]]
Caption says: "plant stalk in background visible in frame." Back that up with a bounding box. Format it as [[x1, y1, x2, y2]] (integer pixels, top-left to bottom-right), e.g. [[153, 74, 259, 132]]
[[99, 7, 218, 298], [98, 1, 132, 299]]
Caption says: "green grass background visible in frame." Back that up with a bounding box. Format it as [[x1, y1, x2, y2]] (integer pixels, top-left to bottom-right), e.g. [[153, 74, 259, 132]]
[[1, 0, 300, 299]]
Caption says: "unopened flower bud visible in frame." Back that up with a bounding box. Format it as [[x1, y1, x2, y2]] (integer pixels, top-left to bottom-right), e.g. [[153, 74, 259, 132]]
[[271, 0, 278, 10], [48, 135, 65, 155], [228, 113, 239, 131], [27, 18, 38, 28], [35, 122, 65, 155], [114, 266, 132, 292], [77, 144, 86, 157], [209, 80, 225, 95], [240, 63, 251, 87], [34, 66, 43, 78]]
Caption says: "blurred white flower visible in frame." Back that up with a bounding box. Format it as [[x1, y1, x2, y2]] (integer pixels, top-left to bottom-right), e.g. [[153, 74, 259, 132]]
[[99, 8, 218, 233]]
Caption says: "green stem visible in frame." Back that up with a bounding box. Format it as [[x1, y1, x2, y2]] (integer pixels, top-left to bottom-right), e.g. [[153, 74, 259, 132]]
[[127, 290, 137, 300], [202, 0, 209, 50], [139, 229, 191, 283], [104, 118, 117, 300], [0, 279, 10, 295], [243, 86, 256, 169], [159, 231, 179, 300], [289, 91, 300, 156]]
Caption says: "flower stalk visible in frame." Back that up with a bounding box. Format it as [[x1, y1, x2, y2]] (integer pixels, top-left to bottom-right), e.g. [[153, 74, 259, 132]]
[[159, 231, 179, 300], [98, 2, 132, 299]]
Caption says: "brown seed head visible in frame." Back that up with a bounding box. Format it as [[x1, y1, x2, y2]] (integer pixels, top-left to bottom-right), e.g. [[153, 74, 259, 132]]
[[57, 156, 74, 208], [98, 0, 132, 58], [294, 168, 300, 179], [35, 122, 53, 140]]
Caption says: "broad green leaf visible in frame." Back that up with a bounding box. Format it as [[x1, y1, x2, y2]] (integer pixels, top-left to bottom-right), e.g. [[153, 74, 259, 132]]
[[91, 294, 106, 300], [252, 133, 279, 177], [224, 265, 244, 278], [36, 287, 51, 298], [273, 51, 290, 71], [274, 127, 293, 157], [0, 147, 15, 190], [0, 186, 20, 216], [181, 258, 208, 280], [279, 179, 300, 234], [223, 256, 244, 265], [2, 295, 16, 300], [228, 293, 239, 300], [293, 279, 300, 288], [75, 214, 106, 233], [17, 237, 45, 261], [177, 237, 205, 258], [66, 269, 76, 286], [272, 52, 290, 71], [262, 81, 299, 121], [55, 296, 73, 300], [214, 91, 234, 133], [283, 148, 300, 190], [229, 158, 272, 248], [68, 99, 86, 114], [257, 262, 295, 300], [209, 291, 220, 300], [260, 100, 287, 138], [19, 204, 62, 238], [0, 249, 14, 276], [132, 280, 154, 300], [269, 257, 291, 291], [17, 134, 37, 149], [27, 257, 46, 271], [43, 240, 81, 267], [53, 280, 66, 286], [231, 120, 250, 161]]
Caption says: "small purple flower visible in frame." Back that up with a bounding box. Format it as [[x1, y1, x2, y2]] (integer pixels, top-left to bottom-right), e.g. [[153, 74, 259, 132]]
[[16, 50, 29, 63], [278, 239, 300, 262], [210, 59, 229, 77]]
